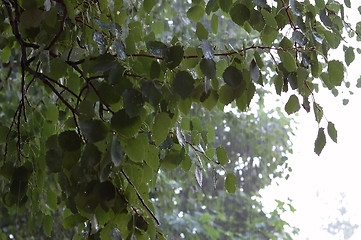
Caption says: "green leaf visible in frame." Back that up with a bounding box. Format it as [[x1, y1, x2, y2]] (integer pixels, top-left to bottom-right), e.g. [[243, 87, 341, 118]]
[[225, 173, 237, 193], [357, 76, 361, 88], [111, 110, 142, 138], [123, 89, 144, 118], [230, 4, 250, 26], [111, 135, 123, 167], [146, 145, 160, 169], [278, 51, 297, 72], [161, 149, 184, 170], [79, 120, 108, 143], [47, 190, 57, 210], [206, 0, 218, 14], [219, 0, 232, 12], [165, 45, 184, 69], [216, 147, 228, 165], [344, 0, 351, 8], [58, 131, 82, 152], [143, 0, 154, 13], [285, 94, 300, 115], [313, 103, 323, 123], [153, 112, 172, 146], [211, 14, 218, 34], [345, 47, 355, 66], [46, 149, 62, 173], [43, 214, 53, 237], [141, 80, 162, 107], [261, 9, 277, 28], [63, 214, 87, 229], [328, 60, 344, 86], [200, 59, 216, 79], [173, 71, 195, 99], [327, 122, 337, 143], [98, 82, 121, 105], [196, 22, 209, 40], [218, 84, 236, 105], [261, 25, 278, 45], [314, 128, 326, 155], [187, 5, 204, 22], [123, 134, 148, 163], [223, 66, 243, 89]]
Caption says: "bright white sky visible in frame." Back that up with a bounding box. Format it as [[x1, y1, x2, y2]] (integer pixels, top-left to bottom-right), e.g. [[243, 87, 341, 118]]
[[261, 4, 361, 238]]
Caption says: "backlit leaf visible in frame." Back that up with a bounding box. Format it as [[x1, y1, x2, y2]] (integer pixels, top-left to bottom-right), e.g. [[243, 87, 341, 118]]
[[143, 0, 154, 13], [216, 147, 228, 165], [196, 22, 209, 40], [225, 173, 237, 193], [314, 128, 326, 155], [211, 14, 218, 33], [123, 134, 148, 163], [187, 5, 204, 22]]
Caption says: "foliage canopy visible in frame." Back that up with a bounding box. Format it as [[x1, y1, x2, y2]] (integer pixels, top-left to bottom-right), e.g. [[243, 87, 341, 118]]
[[0, 0, 360, 239]]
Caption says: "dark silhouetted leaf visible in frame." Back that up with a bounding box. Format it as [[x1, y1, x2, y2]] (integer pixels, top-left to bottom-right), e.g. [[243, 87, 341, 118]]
[[165, 45, 184, 69], [200, 59, 216, 79], [314, 127, 326, 155], [230, 4, 250, 26], [110, 110, 142, 138], [173, 71, 195, 99], [123, 89, 144, 118], [223, 66, 243, 89], [58, 131, 82, 152], [79, 120, 108, 143], [46, 149, 62, 173]]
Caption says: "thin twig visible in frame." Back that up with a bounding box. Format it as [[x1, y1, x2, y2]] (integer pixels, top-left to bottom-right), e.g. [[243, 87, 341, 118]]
[[121, 169, 160, 225]]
